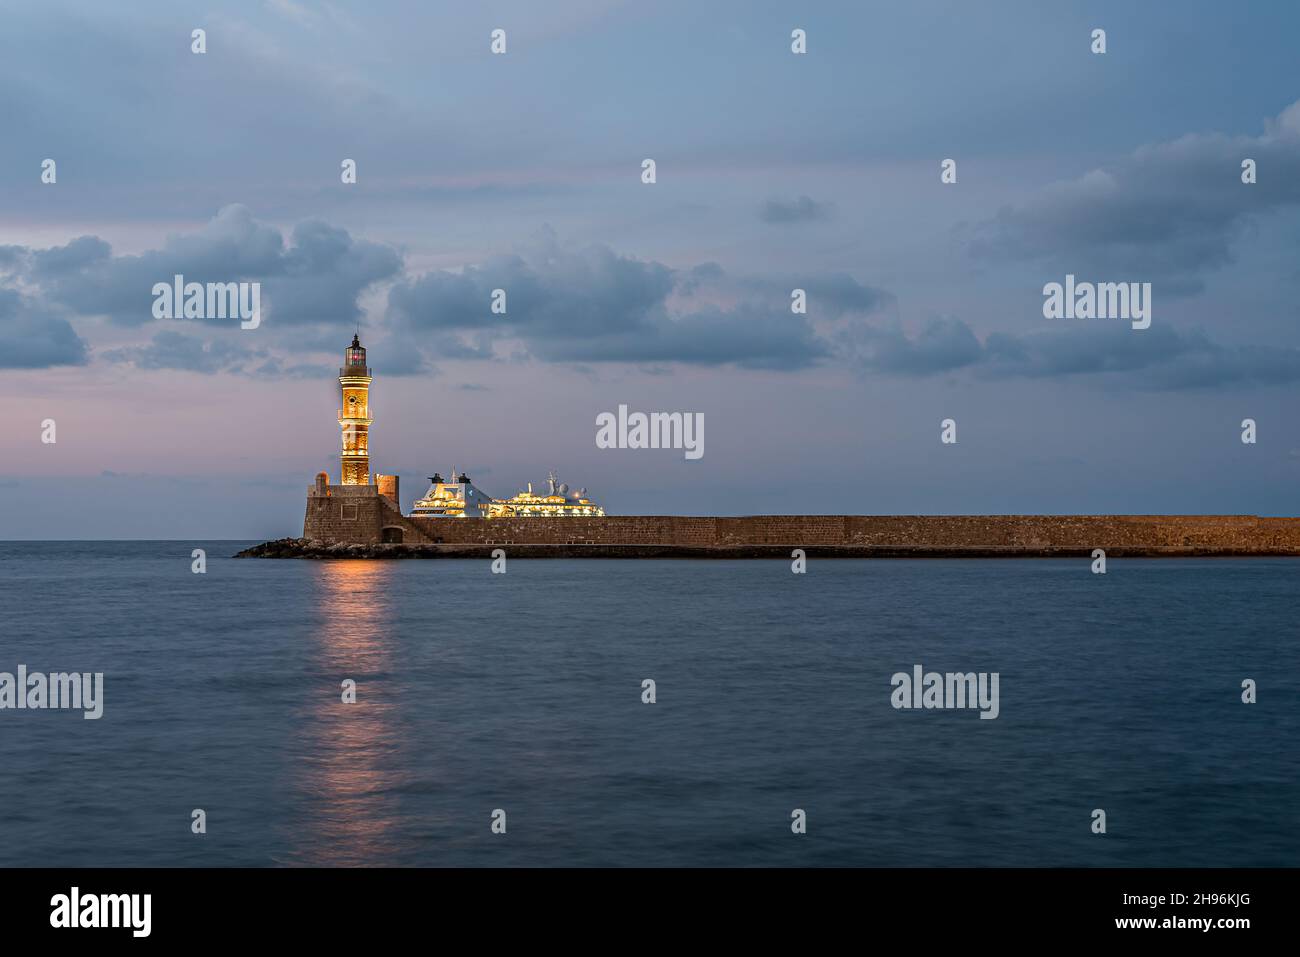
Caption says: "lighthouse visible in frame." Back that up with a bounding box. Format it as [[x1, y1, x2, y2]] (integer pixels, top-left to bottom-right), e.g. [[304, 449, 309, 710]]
[[338, 334, 373, 485]]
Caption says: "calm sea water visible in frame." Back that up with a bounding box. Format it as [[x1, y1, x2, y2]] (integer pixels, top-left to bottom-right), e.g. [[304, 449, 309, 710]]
[[0, 541, 1295, 867]]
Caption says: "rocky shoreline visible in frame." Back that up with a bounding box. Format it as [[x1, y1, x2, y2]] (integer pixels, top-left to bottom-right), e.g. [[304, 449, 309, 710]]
[[233, 537, 1297, 560]]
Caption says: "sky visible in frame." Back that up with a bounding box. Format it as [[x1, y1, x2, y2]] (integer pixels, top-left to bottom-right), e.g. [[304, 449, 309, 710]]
[[2, 0, 1299, 538]]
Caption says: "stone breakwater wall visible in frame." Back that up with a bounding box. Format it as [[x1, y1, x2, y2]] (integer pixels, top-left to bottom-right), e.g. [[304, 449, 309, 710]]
[[296, 491, 1300, 555]]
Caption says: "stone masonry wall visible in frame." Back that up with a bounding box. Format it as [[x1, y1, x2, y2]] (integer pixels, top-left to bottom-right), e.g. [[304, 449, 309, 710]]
[[301, 499, 1300, 553]]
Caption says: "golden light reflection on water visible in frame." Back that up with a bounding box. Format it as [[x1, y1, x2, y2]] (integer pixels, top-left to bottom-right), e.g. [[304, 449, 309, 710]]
[[284, 560, 406, 866]]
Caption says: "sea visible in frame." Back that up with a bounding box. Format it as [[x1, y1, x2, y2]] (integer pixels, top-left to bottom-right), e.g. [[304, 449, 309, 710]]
[[0, 541, 1295, 867]]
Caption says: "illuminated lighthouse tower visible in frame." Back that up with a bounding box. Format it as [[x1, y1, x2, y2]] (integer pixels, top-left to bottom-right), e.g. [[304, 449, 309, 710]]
[[338, 334, 373, 485]]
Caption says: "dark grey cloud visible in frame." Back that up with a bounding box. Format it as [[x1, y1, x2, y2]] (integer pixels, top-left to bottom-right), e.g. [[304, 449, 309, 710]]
[[675, 261, 725, 295], [0, 287, 89, 369], [842, 314, 1300, 389], [104, 329, 330, 378], [760, 195, 832, 224], [782, 273, 894, 317], [431, 334, 496, 361], [265, 219, 403, 325], [252, 357, 336, 379], [32, 236, 111, 278], [21, 205, 401, 328], [969, 101, 1300, 294], [850, 317, 984, 376], [103, 330, 268, 375], [1, 213, 893, 374], [534, 303, 833, 370], [386, 232, 881, 370], [378, 335, 441, 373], [988, 325, 1300, 389]]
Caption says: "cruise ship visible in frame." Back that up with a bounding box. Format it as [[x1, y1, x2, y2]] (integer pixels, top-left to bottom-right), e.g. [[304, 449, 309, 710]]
[[410, 469, 605, 518], [490, 471, 606, 518], [409, 468, 494, 518]]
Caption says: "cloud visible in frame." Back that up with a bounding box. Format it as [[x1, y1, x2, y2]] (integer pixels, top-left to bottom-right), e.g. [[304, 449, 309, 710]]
[[21, 205, 401, 328], [378, 335, 441, 373], [780, 273, 894, 317], [0, 206, 406, 372], [0, 247, 26, 276], [970, 99, 1300, 293], [537, 302, 834, 370], [0, 212, 894, 375], [266, 0, 315, 24], [759, 195, 832, 224], [849, 317, 984, 375], [386, 230, 883, 370], [31, 236, 111, 277], [251, 357, 336, 379], [5, 199, 1290, 390], [103, 330, 268, 374], [841, 314, 1300, 389], [102, 330, 331, 378], [675, 261, 725, 295], [0, 288, 90, 369], [988, 325, 1300, 389]]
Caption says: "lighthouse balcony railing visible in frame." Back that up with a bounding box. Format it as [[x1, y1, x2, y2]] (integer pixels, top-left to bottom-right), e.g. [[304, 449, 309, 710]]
[[337, 409, 374, 419], [339, 367, 372, 377]]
